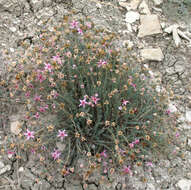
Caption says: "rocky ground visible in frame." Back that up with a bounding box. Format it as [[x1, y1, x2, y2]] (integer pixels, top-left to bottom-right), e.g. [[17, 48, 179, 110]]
[[0, 0, 191, 189]]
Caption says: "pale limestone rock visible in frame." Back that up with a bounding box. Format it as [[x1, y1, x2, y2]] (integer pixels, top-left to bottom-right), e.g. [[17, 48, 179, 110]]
[[141, 48, 164, 61], [10, 121, 22, 135], [125, 11, 140, 23], [10, 27, 16, 32], [19, 167, 24, 172], [147, 183, 155, 190], [31, 0, 43, 11], [168, 103, 177, 113], [0, 165, 11, 175], [43, 0, 52, 7], [139, 0, 151, 15], [186, 111, 191, 122], [138, 15, 162, 37], [153, 0, 163, 6], [119, 0, 140, 10], [187, 139, 191, 148], [0, 161, 4, 169], [173, 26, 181, 47], [177, 179, 191, 190]]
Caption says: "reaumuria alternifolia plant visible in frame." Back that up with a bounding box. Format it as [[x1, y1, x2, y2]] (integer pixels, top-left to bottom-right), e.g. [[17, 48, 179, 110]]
[[2, 14, 178, 175]]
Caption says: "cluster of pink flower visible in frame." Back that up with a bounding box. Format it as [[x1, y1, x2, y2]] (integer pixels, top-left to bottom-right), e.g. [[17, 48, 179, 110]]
[[24, 129, 68, 160], [118, 99, 129, 110], [36, 70, 46, 83], [38, 104, 48, 113], [129, 139, 140, 148], [70, 20, 83, 35], [79, 93, 100, 108], [52, 55, 62, 65], [97, 60, 107, 68]]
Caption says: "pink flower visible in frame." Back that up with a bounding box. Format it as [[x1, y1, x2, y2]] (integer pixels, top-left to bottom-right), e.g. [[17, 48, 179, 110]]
[[133, 139, 140, 145], [24, 129, 35, 140], [51, 149, 61, 160], [70, 20, 79, 29], [91, 94, 100, 105], [44, 63, 52, 72], [34, 95, 42, 102], [37, 73, 45, 83], [97, 60, 107, 67], [175, 132, 180, 138], [77, 28, 83, 35], [100, 150, 107, 158], [118, 106, 122, 110], [146, 162, 153, 167], [166, 109, 171, 115], [31, 148, 36, 154], [129, 143, 134, 148], [119, 149, 126, 155], [51, 90, 58, 98], [86, 22, 92, 28], [38, 107, 46, 113], [104, 168, 108, 173], [25, 91, 30, 97], [41, 145, 46, 151], [79, 98, 88, 108], [57, 130, 68, 140], [52, 55, 62, 65], [34, 112, 40, 119], [122, 100, 129, 106], [52, 103, 56, 109], [28, 84, 34, 89], [7, 150, 15, 155], [66, 51, 72, 58], [123, 165, 131, 174], [131, 83, 136, 90]]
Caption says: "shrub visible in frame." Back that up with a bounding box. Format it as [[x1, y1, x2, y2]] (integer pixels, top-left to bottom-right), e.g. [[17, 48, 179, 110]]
[[1, 13, 177, 175]]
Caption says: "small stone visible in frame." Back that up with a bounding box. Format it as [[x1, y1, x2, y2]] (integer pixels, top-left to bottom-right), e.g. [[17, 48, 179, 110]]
[[138, 15, 162, 37], [139, 0, 151, 14], [31, 0, 43, 11], [168, 103, 177, 113], [187, 139, 191, 148], [153, 0, 163, 6], [186, 111, 191, 122], [119, 0, 140, 10], [10, 121, 22, 135], [0, 161, 5, 169], [10, 48, 14, 52], [10, 27, 17, 32], [173, 26, 181, 47], [0, 165, 11, 175], [43, 0, 52, 7], [141, 48, 164, 61], [19, 167, 24, 172], [125, 11, 140, 23], [147, 183, 155, 190], [177, 179, 191, 190]]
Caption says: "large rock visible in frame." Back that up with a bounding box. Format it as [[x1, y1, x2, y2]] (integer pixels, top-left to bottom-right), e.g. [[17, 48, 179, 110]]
[[10, 121, 22, 135], [177, 179, 191, 190], [141, 48, 164, 61], [138, 15, 162, 37], [125, 11, 140, 23]]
